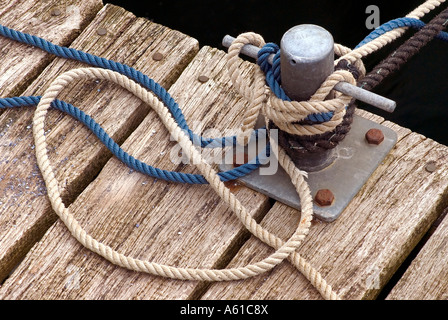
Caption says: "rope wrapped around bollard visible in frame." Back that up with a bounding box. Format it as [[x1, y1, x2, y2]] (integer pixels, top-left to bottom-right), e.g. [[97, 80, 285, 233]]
[[226, 32, 364, 156]]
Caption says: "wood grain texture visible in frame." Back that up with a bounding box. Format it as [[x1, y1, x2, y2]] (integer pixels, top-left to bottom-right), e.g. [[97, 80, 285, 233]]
[[0, 46, 271, 299], [0, 0, 103, 98], [386, 208, 448, 299], [0, 0, 103, 283], [0, 4, 199, 282], [202, 108, 448, 300]]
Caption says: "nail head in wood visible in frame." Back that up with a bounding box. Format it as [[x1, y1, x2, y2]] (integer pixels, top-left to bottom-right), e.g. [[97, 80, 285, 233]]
[[97, 28, 107, 36], [425, 161, 437, 173], [152, 52, 164, 61], [51, 8, 62, 16], [198, 75, 209, 83]]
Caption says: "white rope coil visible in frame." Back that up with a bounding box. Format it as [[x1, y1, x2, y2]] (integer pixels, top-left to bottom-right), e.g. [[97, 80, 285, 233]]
[[33, 67, 340, 297]]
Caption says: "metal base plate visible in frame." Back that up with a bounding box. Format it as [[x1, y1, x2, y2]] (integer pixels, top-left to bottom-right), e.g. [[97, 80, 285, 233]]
[[220, 115, 397, 222]]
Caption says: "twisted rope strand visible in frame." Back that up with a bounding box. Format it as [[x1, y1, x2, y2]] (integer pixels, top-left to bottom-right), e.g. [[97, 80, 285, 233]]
[[225, 33, 361, 299], [355, 17, 448, 49], [226, 32, 268, 146]]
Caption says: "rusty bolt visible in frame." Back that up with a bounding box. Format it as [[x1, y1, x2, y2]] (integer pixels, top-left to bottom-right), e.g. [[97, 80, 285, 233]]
[[314, 189, 334, 207], [365, 128, 384, 145]]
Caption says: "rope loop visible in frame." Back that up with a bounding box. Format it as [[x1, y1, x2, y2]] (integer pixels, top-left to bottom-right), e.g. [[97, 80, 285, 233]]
[[32, 66, 341, 298]]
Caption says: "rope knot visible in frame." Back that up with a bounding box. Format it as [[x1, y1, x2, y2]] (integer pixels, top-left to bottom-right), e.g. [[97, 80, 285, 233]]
[[226, 33, 365, 143]]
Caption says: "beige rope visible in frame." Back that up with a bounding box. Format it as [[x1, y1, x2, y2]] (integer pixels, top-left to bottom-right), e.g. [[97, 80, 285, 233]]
[[226, 32, 268, 146], [32, 67, 340, 298], [336, 0, 447, 64]]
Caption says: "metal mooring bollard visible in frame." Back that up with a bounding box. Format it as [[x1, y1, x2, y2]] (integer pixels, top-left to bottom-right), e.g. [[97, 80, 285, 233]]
[[220, 25, 400, 222], [276, 24, 337, 171], [222, 26, 399, 221], [223, 25, 396, 171]]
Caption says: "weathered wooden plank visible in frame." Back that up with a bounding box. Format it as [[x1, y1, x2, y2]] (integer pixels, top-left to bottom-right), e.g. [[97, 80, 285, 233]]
[[386, 208, 448, 300], [201, 108, 448, 300], [0, 4, 199, 282], [0, 0, 103, 98], [0, 46, 271, 299], [0, 0, 103, 282]]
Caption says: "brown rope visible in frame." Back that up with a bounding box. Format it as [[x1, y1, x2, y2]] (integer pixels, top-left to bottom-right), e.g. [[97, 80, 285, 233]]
[[360, 6, 448, 91]]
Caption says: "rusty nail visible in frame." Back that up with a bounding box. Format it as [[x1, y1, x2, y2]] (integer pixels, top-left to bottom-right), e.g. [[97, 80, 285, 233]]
[[152, 52, 164, 61], [97, 28, 107, 36], [425, 161, 437, 173], [365, 128, 384, 145], [51, 8, 62, 16], [314, 189, 334, 207], [198, 75, 209, 83]]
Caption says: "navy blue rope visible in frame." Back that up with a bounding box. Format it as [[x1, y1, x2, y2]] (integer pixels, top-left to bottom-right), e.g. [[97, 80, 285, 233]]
[[0, 95, 269, 184], [1, 17, 446, 184], [0, 23, 266, 184]]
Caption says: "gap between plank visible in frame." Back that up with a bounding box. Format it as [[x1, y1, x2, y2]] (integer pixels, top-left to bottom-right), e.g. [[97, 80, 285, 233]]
[[377, 192, 448, 299]]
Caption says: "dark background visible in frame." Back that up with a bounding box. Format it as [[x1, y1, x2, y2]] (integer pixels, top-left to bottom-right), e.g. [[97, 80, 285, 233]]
[[105, 0, 448, 145]]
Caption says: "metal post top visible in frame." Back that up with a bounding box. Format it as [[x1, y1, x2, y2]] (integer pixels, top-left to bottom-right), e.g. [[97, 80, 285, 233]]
[[280, 24, 334, 64], [280, 24, 334, 101]]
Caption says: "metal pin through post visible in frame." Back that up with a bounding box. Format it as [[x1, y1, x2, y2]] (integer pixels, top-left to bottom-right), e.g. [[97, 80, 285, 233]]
[[222, 34, 396, 113]]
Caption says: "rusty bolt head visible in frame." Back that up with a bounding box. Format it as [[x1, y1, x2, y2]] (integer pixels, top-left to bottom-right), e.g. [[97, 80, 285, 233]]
[[314, 189, 334, 207], [365, 128, 384, 145]]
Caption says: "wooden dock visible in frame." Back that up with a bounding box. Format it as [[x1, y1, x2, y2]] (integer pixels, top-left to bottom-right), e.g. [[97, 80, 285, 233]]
[[1, 0, 448, 300]]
